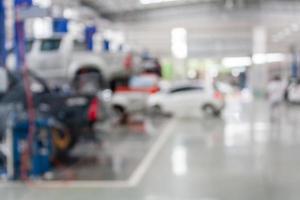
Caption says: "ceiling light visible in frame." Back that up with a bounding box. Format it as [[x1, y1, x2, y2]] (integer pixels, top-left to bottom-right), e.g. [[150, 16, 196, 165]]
[[266, 53, 286, 63], [252, 53, 286, 65], [223, 54, 285, 68], [222, 57, 252, 68], [171, 27, 188, 59], [252, 54, 266, 65]]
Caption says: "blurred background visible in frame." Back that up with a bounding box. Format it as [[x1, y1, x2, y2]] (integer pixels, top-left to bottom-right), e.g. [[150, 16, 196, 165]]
[[1, 0, 300, 200]]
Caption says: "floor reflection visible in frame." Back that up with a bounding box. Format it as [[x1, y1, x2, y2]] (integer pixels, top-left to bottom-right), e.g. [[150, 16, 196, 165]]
[[52, 115, 168, 181]]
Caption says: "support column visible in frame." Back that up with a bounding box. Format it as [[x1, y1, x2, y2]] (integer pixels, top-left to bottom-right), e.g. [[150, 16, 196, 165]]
[[0, 0, 6, 67], [249, 26, 268, 97], [171, 27, 188, 79], [290, 45, 298, 79]]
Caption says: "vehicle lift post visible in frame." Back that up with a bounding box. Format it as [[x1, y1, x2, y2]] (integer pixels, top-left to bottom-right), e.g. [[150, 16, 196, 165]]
[[0, 0, 6, 68]]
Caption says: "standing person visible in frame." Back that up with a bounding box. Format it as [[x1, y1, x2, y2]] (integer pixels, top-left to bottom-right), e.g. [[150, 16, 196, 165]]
[[267, 75, 286, 120]]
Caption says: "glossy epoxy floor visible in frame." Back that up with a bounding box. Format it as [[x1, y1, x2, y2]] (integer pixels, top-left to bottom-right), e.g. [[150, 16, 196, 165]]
[[2, 95, 300, 200]]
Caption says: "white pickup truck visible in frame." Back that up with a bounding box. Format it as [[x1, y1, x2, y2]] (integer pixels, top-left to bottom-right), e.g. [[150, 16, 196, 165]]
[[9, 34, 141, 93]]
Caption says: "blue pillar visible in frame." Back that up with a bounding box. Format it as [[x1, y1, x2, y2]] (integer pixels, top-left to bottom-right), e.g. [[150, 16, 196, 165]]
[[85, 26, 96, 51], [291, 46, 298, 79], [292, 55, 298, 79], [0, 0, 6, 67], [14, 0, 32, 70], [14, 21, 25, 69], [14, 0, 32, 7], [103, 39, 110, 52]]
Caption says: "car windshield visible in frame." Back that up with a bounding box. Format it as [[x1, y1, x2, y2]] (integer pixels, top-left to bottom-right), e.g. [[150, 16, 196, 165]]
[[129, 76, 158, 88], [40, 38, 61, 51]]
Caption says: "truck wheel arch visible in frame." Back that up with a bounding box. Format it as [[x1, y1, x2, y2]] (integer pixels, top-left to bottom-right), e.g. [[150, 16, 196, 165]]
[[72, 66, 107, 92], [75, 66, 101, 76]]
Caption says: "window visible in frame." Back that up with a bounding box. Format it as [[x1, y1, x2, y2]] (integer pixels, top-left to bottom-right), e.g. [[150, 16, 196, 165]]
[[129, 76, 158, 88], [73, 40, 87, 51], [40, 39, 61, 51], [169, 86, 203, 94]]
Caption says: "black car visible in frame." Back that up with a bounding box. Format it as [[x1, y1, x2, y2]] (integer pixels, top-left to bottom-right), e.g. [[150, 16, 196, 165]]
[[0, 68, 104, 156]]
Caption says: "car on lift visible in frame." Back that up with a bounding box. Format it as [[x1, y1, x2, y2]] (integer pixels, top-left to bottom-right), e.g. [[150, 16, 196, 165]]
[[7, 34, 142, 94], [0, 68, 105, 157], [147, 82, 225, 117]]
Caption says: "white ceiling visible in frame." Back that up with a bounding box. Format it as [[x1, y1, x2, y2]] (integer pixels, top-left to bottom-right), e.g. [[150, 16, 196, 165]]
[[106, 1, 300, 58], [55, 0, 300, 57]]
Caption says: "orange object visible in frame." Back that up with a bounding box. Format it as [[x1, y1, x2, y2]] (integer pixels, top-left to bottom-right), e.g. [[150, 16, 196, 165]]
[[116, 86, 160, 94]]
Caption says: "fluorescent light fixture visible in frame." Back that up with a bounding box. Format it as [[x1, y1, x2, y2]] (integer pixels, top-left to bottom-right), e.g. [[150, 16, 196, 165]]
[[252, 54, 266, 65], [140, 0, 178, 5], [63, 8, 76, 19], [252, 53, 285, 65], [222, 53, 286, 68], [171, 27, 188, 59], [33, 17, 52, 38], [222, 57, 252, 68], [264, 53, 286, 63]]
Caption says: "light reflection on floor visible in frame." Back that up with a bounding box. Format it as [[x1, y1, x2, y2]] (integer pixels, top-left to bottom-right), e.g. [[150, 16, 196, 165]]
[[2, 96, 300, 200], [51, 115, 168, 181]]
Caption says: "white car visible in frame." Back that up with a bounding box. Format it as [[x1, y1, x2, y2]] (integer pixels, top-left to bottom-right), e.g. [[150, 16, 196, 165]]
[[8, 34, 141, 93], [147, 83, 225, 117]]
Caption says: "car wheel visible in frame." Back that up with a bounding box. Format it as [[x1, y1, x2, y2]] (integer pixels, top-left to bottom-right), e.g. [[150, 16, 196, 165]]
[[112, 105, 128, 124], [148, 105, 162, 116], [202, 104, 220, 117], [74, 71, 104, 94], [52, 127, 77, 157]]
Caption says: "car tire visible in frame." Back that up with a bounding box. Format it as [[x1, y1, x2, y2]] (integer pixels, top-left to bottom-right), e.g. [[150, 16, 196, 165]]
[[112, 105, 128, 125], [148, 105, 162, 116], [202, 104, 220, 117], [74, 71, 104, 94], [52, 127, 77, 158]]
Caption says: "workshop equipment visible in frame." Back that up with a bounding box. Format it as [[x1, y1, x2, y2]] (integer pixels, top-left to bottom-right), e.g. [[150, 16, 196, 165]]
[[6, 118, 53, 180]]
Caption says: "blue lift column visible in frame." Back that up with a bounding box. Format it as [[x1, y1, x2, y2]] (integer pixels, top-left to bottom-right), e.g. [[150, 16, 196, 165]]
[[0, 0, 6, 67], [291, 46, 298, 79], [85, 26, 96, 51], [14, 0, 32, 70]]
